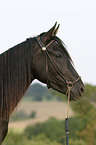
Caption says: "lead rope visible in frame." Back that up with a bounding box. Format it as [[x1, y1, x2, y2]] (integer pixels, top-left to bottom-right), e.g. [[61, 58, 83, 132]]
[[65, 86, 71, 145]]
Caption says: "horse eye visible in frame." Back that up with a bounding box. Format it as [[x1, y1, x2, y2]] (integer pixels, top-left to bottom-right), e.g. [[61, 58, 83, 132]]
[[56, 54, 62, 58]]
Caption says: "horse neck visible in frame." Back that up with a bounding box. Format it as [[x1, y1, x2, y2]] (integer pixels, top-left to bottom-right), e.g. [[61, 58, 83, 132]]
[[0, 38, 35, 117]]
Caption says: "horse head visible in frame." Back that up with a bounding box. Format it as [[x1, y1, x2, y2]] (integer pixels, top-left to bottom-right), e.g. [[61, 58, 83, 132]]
[[33, 23, 85, 100]]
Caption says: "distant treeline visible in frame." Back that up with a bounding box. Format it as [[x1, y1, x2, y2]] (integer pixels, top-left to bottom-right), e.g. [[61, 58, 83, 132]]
[[23, 83, 62, 101], [24, 83, 96, 102]]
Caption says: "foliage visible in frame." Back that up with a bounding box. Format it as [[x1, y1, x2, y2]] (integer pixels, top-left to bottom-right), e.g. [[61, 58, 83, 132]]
[[85, 83, 96, 101], [71, 99, 96, 145], [24, 83, 51, 101], [71, 98, 95, 116], [23, 83, 63, 101], [23, 96, 96, 145], [23, 83, 96, 102], [30, 111, 36, 118], [10, 110, 29, 122], [3, 83, 96, 145], [69, 139, 86, 145], [24, 117, 65, 144], [24, 116, 92, 145], [10, 110, 36, 122], [3, 117, 88, 145], [3, 131, 62, 145]]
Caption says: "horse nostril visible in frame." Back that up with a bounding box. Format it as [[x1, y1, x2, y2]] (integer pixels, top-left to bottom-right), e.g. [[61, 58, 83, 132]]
[[79, 86, 85, 96]]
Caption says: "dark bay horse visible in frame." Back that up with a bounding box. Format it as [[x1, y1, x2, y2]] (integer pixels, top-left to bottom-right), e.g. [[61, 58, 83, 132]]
[[0, 23, 85, 144]]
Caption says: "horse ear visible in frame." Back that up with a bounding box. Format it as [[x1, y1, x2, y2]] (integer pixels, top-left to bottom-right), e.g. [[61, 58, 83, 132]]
[[54, 24, 60, 36], [47, 22, 57, 37]]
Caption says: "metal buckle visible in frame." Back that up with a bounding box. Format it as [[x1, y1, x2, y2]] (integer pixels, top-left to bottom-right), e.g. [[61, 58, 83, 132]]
[[67, 81, 73, 89]]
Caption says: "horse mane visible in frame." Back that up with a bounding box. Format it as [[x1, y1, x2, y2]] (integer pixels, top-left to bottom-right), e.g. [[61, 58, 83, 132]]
[[0, 38, 34, 118]]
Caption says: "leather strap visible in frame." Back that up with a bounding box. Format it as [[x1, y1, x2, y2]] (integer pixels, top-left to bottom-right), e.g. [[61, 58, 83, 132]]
[[35, 36, 81, 90]]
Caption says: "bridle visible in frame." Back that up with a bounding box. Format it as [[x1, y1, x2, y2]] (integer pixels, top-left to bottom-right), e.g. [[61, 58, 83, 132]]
[[35, 35, 81, 145], [35, 35, 81, 93], [35, 36, 81, 145]]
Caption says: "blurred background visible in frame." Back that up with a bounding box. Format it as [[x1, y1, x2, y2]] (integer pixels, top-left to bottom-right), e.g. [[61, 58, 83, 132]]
[[0, 0, 96, 145]]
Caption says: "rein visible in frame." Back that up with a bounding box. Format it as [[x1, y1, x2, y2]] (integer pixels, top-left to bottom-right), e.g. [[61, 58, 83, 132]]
[[35, 36, 81, 145]]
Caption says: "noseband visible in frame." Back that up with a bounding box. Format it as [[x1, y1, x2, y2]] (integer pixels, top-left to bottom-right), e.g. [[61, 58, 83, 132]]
[[35, 36, 81, 93]]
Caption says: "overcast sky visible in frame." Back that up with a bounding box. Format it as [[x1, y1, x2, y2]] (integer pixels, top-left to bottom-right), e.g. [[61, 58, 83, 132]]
[[0, 0, 96, 85]]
